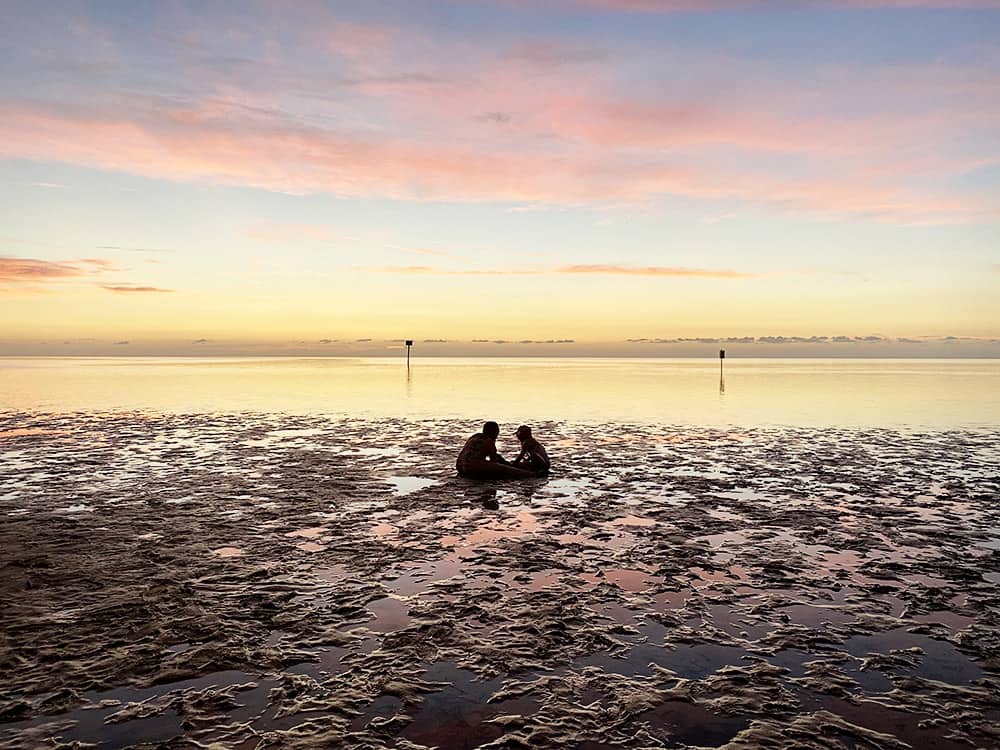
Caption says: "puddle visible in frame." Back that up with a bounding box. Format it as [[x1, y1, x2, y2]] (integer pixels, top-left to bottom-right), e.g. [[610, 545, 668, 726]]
[[296, 541, 327, 552], [398, 663, 538, 750], [638, 700, 750, 747], [843, 628, 983, 684], [778, 603, 856, 627], [0, 670, 264, 750], [365, 597, 413, 633], [580, 568, 656, 592], [385, 476, 436, 495], [608, 515, 657, 528], [285, 527, 327, 539], [211, 547, 245, 557], [577, 642, 748, 680]]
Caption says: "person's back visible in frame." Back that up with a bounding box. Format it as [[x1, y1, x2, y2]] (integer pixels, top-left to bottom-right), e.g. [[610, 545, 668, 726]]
[[456, 432, 492, 474]]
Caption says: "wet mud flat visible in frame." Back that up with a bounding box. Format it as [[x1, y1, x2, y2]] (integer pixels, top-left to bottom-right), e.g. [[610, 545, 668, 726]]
[[1, 412, 999, 749]]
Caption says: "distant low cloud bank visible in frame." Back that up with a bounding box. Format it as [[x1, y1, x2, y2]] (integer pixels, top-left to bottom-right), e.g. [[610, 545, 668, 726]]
[[627, 335, 927, 344]]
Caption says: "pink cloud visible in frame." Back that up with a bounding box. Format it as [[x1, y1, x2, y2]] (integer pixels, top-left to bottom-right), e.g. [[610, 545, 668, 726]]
[[1, 98, 991, 224], [360, 263, 755, 277], [0, 256, 114, 281]]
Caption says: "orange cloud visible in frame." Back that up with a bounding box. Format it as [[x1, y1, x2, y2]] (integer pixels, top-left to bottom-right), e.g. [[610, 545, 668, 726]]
[[101, 284, 174, 293], [558, 264, 755, 278]]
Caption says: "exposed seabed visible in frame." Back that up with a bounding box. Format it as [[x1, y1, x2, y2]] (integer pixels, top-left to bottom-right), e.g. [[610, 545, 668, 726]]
[[1, 413, 999, 749]]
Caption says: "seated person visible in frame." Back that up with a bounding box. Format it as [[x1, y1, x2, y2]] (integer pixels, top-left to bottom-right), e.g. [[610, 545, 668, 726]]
[[457, 421, 535, 480], [512, 425, 551, 475]]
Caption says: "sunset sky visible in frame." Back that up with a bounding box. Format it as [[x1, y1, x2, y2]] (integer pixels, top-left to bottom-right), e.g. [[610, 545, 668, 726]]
[[2, 0, 998, 356]]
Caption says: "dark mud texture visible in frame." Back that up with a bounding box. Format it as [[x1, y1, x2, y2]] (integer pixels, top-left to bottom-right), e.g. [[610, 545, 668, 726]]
[[1, 412, 999, 749]]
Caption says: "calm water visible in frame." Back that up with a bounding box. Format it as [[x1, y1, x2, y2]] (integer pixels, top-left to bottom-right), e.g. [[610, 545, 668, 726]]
[[1, 357, 998, 428]]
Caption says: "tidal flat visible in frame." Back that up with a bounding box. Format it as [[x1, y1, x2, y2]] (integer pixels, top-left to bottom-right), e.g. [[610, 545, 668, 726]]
[[1, 413, 999, 749]]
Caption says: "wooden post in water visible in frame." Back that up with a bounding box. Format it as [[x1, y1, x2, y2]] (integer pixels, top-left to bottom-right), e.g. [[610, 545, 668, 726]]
[[719, 349, 726, 394], [405, 339, 413, 367]]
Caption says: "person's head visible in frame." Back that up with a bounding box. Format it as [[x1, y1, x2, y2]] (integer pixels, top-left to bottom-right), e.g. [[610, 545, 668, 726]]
[[482, 421, 500, 439], [515, 425, 531, 442]]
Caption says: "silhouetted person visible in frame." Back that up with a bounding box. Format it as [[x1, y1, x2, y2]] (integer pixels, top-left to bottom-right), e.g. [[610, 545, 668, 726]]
[[512, 425, 550, 475], [456, 421, 535, 480]]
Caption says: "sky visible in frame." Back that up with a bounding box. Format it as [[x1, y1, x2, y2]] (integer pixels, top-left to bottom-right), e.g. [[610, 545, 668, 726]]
[[1, 0, 998, 357]]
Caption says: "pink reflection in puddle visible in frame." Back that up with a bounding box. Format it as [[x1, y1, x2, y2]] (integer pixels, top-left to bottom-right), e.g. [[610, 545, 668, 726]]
[[442, 510, 544, 549], [822, 550, 866, 569], [297, 541, 327, 552], [696, 531, 749, 549], [904, 573, 949, 588], [212, 547, 245, 557], [371, 522, 399, 543], [913, 611, 975, 633], [706, 508, 742, 522], [386, 557, 464, 596], [609, 515, 656, 528], [653, 590, 691, 609], [365, 596, 413, 633], [553, 532, 591, 545], [315, 564, 348, 582], [285, 527, 327, 539], [687, 565, 750, 588], [593, 602, 640, 625], [581, 568, 656, 592], [504, 570, 562, 591]]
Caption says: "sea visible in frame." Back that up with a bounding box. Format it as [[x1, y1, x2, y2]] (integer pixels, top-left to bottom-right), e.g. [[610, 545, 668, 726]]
[[2, 356, 998, 428]]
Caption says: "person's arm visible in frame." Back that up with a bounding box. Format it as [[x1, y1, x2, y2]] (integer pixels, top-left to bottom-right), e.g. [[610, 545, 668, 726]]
[[486, 441, 508, 465]]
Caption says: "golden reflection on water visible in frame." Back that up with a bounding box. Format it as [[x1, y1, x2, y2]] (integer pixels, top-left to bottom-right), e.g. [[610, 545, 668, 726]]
[[1, 357, 998, 428]]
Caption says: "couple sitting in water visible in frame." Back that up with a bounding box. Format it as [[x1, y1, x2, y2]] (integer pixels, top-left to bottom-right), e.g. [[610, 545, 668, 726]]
[[456, 421, 550, 480]]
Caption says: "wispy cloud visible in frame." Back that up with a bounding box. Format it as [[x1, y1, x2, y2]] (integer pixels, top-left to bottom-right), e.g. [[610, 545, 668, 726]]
[[559, 264, 755, 278], [359, 263, 755, 278], [101, 284, 174, 293], [0, 256, 113, 282], [534, 0, 1000, 11], [97, 245, 173, 253], [1, 79, 994, 224]]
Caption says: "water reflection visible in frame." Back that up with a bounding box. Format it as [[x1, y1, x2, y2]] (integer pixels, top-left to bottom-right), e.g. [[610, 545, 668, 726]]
[[2, 357, 998, 428]]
